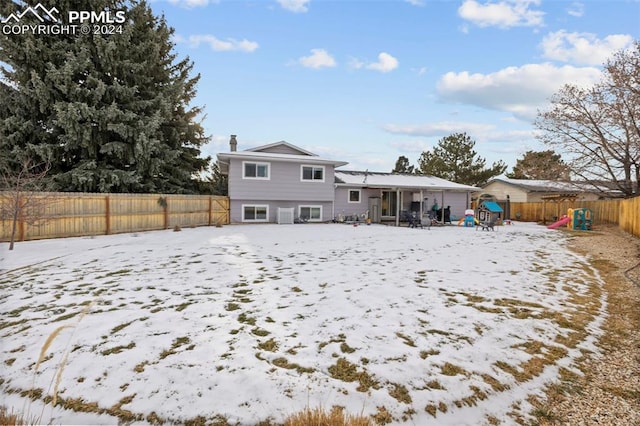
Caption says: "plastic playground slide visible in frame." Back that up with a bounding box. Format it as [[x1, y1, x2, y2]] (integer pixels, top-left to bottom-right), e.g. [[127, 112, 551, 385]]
[[547, 216, 571, 229]]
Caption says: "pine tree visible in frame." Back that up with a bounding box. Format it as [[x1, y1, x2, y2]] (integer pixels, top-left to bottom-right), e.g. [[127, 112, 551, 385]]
[[416, 133, 506, 186], [391, 155, 414, 174], [506, 150, 570, 180], [0, 0, 210, 193]]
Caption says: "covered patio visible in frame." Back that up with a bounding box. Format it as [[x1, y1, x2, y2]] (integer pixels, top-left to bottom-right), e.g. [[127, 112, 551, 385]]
[[334, 171, 479, 226]]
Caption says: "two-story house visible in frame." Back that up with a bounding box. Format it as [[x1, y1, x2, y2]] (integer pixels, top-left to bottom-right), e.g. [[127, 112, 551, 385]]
[[216, 136, 348, 223], [217, 136, 478, 224]]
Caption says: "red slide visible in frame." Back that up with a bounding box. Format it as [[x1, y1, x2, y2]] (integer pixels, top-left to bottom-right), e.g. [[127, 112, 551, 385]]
[[547, 216, 571, 229]]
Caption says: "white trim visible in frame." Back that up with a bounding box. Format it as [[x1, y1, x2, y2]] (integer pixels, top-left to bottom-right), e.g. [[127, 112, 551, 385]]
[[347, 189, 361, 203], [242, 161, 270, 180], [298, 205, 322, 222], [300, 165, 325, 182], [242, 204, 269, 222]]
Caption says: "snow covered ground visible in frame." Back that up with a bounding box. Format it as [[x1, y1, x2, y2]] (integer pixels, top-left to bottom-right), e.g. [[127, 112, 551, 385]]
[[0, 222, 605, 425]]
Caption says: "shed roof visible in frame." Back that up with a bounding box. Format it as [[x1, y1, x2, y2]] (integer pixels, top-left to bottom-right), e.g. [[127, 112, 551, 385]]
[[480, 201, 504, 212]]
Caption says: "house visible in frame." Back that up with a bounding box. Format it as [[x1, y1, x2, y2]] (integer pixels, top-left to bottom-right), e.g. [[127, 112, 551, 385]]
[[478, 177, 624, 203], [217, 137, 478, 224], [216, 136, 347, 223]]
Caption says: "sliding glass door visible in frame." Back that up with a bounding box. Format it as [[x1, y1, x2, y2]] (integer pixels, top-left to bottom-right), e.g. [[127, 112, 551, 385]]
[[381, 191, 398, 217]]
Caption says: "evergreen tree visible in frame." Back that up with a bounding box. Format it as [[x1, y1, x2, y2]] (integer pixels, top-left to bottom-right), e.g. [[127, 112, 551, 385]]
[[506, 150, 571, 180], [0, 0, 210, 193], [391, 155, 414, 174], [207, 163, 228, 196], [416, 132, 506, 186]]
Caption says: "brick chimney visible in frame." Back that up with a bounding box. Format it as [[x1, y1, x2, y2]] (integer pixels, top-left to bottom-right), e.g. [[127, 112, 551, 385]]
[[229, 134, 237, 152]]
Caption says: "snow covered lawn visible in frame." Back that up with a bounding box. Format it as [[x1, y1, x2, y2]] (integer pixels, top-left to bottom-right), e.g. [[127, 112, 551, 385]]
[[0, 222, 605, 425]]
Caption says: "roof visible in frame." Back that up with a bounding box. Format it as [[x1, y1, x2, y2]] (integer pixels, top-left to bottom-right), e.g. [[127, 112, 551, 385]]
[[217, 141, 348, 174], [245, 141, 318, 156], [335, 171, 478, 192], [480, 201, 504, 212], [485, 177, 622, 195]]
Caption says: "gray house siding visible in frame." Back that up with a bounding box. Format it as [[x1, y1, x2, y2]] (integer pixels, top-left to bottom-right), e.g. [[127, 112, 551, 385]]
[[230, 200, 334, 223], [335, 187, 470, 222], [228, 157, 337, 223], [228, 158, 335, 201], [334, 187, 379, 218], [251, 145, 305, 155]]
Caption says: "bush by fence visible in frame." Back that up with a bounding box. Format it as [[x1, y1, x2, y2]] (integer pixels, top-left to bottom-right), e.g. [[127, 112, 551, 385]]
[[510, 197, 640, 238], [0, 192, 229, 243]]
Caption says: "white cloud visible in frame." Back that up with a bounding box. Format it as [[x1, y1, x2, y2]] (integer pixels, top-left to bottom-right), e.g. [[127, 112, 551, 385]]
[[167, 0, 216, 7], [458, 0, 544, 29], [173, 34, 259, 52], [435, 63, 602, 120], [350, 52, 399, 73], [366, 52, 399, 73], [277, 0, 310, 13], [540, 31, 634, 66], [566, 2, 584, 17], [404, 0, 425, 6], [298, 49, 336, 69], [383, 121, 496, 138]]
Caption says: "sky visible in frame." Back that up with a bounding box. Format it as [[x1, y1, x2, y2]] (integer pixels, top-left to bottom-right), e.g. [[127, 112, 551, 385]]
[[143, 0, 640, 173], [0, 222, 609, 424]]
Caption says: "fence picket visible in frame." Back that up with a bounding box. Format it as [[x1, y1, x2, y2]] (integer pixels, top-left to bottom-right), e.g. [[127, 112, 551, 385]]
[[0, 192, 230, 242]]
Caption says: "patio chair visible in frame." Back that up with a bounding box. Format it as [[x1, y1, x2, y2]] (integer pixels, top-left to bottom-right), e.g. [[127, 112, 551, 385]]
[[476, 218, 497, 231], [401, 211, 423, 229]]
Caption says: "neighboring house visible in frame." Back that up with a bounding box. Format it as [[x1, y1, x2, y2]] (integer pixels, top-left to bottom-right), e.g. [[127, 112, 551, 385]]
[[478, 177, 624, 203], [217, 137, 478, 224]]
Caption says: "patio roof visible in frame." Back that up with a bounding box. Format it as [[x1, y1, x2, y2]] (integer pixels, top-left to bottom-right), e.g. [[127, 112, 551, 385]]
[[335, 171, 478, 192]]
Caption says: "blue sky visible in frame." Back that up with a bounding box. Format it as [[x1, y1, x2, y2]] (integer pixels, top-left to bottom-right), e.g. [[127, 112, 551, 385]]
[[149, 0, 640, 172]]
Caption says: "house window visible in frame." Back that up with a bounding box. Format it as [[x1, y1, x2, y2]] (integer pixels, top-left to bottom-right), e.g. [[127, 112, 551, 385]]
[[243, 162, 270, 179], [243, 205, 268, 222], [299, 205, 322, 222], [301, 165, 324, 182], [348, 189, 361, 203]]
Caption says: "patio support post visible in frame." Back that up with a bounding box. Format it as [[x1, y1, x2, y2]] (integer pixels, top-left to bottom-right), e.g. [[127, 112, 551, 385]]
[[395, 188, 400, 227]]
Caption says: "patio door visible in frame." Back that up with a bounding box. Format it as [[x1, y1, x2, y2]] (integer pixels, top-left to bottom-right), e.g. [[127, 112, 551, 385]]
[[381, 191, 398, 217]]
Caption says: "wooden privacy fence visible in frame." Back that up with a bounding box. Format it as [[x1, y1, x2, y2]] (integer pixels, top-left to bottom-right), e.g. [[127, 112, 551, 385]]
[[0, 192, 230, 242], [510, 197, 640, 238]]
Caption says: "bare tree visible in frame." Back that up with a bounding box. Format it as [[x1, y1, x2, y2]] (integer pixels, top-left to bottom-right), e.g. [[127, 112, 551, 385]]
[[0, 158, 52, 250], [534, 41, 640, 196]]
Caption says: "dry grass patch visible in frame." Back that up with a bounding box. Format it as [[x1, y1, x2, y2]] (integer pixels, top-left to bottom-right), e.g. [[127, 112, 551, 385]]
[[440, 362, 467, 376], [388, 383, 412, 404], [328, 358, 380, 392], [282, 406, 372, 426], [271, 357, 315, 374]]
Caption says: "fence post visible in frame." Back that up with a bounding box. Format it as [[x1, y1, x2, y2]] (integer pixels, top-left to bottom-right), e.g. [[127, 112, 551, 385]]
[[208, 196, 213, 226], [17, 194, 25, 242], [163, 199, 169, 230], [105, 195, 111, 235]]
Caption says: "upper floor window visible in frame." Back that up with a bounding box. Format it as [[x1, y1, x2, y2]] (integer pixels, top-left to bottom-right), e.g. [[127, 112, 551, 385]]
[[243, 161, 270, 179], [301, 165, 324, 182]]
